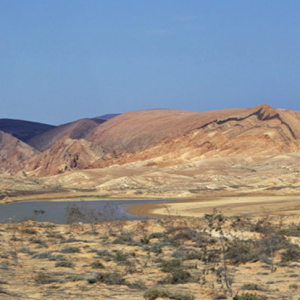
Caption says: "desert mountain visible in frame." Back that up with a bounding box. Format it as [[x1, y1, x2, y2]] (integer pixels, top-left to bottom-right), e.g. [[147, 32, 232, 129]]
[[3, 104, 300, 181], [0, 130, 39, 174], [23, 118, 106, 176], [2, 104, 300, 198], [122, 104, 300, 165], [0, 118, 55, 142], [25, 108, 237, 175], [86, 108, 252, 153], [85, 104, 300, 168], [27, 118, 104, 152], [24, 137, 105, 176], [92, 113, 120, 121]]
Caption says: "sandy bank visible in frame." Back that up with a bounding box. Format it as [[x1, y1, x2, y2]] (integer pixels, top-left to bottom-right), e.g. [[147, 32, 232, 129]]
[[127, 195, 300, 218]]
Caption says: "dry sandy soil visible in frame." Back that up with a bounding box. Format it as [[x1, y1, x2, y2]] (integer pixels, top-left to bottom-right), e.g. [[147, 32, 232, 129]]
[[127, 195, 300, 220], [1, 169, 300, 300], [1, 213, 300, 300]]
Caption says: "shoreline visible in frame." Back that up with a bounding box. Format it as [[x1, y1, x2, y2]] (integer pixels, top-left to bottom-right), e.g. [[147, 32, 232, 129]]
[[2, 190, 300, 221], [126, 195, 300, 218]]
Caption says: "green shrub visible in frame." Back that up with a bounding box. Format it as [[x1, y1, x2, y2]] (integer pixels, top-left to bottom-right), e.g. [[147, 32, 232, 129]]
[[55, 261, 74, 268], [240, 283, 262, 291], [281, 244, 300, 262], [46, 233, 65, 240], [60, 246, 81, 253], [226, 239, 259, 264], [256, 235, 288, 256], [48, 254, 67, 261], [159, 268, 193, 284], [144, 287, 195, 300], [33, 272, 57, 284], [112, 233, 133, 245], [159, 259, 182, 272], [251, 219, 270, 233], [183, 250, 203, 261], [90, 261, 105, 269], [32, 251, 54, 259], [29, 237, 47, 246], [21, 228, 37, 235], [127, 280, 147, 290], [63, 238, 79, 243], [32, 251, 66, 261], [158, 258, 196, 284], [65, 274, 83, 282], [200, 248, 220, 263], [289, 284, 298, 289], [115, 250, 129, 264], [92, 249, 114, 258], [147, 243, 163, 254], [19, 247, 34, 254], [278, 224, 300, 237], [173, 229, 198, 241], [233, 293, 266, 300], [148, 232, 167, 239], [86, 272, 126, 285]]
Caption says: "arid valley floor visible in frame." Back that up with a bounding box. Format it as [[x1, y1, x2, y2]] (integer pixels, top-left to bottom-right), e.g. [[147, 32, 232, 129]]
[[1, 190, 300, 299]]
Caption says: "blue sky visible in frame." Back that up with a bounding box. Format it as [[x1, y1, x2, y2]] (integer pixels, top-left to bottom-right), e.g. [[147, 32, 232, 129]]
[[1, 1, 300, 124]]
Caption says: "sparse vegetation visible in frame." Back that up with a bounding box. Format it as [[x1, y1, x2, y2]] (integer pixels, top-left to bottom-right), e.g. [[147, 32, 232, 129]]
[[33, 272, 58, 284], [233, 293, 266, 300], [86, 272, 126, 285], [144, 287, 195, 300], [240, 283, 263, 291], [55, 260, 74, 268], [60, 246, 81, 253], [1, 209, 300, 299], [226, 239, 259, 264], [90, 261, 105, 269]]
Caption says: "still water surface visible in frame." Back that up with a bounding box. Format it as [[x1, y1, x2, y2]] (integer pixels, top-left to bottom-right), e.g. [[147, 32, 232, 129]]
[[0, 199, 169, 224]]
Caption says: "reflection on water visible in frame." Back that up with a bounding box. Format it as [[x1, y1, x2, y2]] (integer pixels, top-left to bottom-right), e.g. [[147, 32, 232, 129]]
[[0, 199, 166, 224]]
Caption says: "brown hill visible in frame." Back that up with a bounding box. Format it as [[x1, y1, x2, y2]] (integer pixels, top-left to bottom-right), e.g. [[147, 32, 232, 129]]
[[122, 104, 300, 164], [27, 118, 104, 152], [92, 113, 120, 121], [0, 131, 39, 174], [86, 108, 245, 153], [24, 108, 239, 175], [13, 104, 300, 177], [0, 118, 55, 142], [87, 104, 300, 168], [24, 137, 105, 176]]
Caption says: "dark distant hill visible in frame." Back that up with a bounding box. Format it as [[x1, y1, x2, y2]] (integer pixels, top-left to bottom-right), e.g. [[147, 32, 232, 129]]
[[0, 119, 55, 142], [92, 114, 120, 121], [26, 118, 103, 152]]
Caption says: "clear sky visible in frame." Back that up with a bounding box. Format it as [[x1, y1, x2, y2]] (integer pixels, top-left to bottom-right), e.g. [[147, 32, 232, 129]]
[[1, 1, 300, 125]]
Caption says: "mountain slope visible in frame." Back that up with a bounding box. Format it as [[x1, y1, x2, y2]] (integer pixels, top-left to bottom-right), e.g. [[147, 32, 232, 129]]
[[4, 104, 300, 178], [24, 137, 105, 176], [86, 108, 246, 153], [0, 119, 55, 142], [89, 104, 300, 167], [92, 113, 120, 121], [27, 118, 103, 152], [0, 131, 39, 174]]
